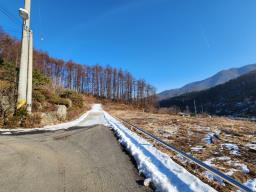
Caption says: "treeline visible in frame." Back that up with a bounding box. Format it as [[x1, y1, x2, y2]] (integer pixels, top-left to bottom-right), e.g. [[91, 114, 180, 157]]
[[159, 70, 256, 116], [0, 29, 156, 108]]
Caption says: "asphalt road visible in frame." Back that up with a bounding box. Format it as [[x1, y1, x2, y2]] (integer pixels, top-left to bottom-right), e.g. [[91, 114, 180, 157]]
[[0, 123, 150, 192]]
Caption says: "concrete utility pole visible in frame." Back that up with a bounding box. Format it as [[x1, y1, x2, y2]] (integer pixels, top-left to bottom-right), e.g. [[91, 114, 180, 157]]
[[26, 30, 33, 113], [17, 0, 31, 109]]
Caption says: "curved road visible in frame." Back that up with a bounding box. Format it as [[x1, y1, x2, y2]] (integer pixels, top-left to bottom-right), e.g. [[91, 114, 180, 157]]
[[0, 111, 150, 192]]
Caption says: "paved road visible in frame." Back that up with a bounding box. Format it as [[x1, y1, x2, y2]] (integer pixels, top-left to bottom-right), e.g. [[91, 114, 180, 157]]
[[0, 111, 150, 192]]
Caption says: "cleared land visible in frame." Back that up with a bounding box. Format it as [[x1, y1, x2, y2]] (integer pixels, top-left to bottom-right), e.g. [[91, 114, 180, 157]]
[[107, 107, 256, 191]]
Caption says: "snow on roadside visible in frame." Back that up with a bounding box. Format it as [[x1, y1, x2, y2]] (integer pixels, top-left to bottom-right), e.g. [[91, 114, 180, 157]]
[[0, 109, 90, 134], [202, 158, 225, 185], [203, 171, 225, 186], [104, 112, 217, 192], [243, 179, 256, 192]]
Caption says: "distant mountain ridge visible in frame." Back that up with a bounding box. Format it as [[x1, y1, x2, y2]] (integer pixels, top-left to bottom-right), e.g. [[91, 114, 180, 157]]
[[158, 64, 256, 101], [159, 69, 256, 117]]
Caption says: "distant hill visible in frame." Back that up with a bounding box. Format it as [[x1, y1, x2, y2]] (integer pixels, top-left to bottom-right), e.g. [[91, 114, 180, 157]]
[[159, 70, 256, 117], [158, 64, 256, 101]]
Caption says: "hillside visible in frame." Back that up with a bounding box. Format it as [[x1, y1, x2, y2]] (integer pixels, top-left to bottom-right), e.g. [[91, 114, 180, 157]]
[[158, 64, 256, 100], [0, 29, 155, 128], [159, 70, 256, 117]]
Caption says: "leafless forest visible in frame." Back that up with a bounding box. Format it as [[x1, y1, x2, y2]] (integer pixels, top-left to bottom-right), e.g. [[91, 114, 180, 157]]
[[0, 29, 156, 108]]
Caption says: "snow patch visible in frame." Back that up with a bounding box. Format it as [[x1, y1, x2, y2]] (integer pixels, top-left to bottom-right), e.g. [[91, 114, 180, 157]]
[[158, 129, 176, 138], [191, 146, 204, 152], [216, 156, 231, 161], [204, 158, 215, 167], [233, 163, 250, 174], [221, 143, 240, 155], [225, 169, 237, 176], [104, 112, 216, 192], [203, 133, 218, 144], [244, 179, 256, 192], [225, 160, 250, 174], [214, 130, 221, 135], [202, 158, 226, 186], [174, 154, 189, 165], [203, 171, 225, 186], [1, 131, 11, 135], [246, 143, 256, 151], [0, 104, 104, 134]]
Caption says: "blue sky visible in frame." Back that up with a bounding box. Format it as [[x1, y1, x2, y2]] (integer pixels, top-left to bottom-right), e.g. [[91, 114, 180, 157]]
[[1, 0, 256, 92]]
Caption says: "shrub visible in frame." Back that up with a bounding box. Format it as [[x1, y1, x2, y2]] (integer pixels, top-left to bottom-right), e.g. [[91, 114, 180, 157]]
[[48, 94, 71, 108], [48, 94, 60, 103], [158, 107, 181, 115], [33, 90, 45, 102], [67, 106, 86, 121], [40, 89, 54, 100], [55, 98, 71, 108], [59, 89, 73, 98], [33, 101, 42, 112], [158, 107, 170, 114], [4, 108, 27, 128], [5, 108, 41, 128], [60, 90, 83, 108], [5, 115, 20, 128], [70, 94, 83, 108], [33, 69, 50, 87], [0, 80, 11, 90], [0, 117, 3, 127], [22, 113, 41, 128]]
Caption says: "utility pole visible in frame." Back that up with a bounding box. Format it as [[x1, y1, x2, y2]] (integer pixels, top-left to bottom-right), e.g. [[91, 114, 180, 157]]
[[17, 0, 31, 109], [193, 99, 197, 116], [27, 30, 33, 113]]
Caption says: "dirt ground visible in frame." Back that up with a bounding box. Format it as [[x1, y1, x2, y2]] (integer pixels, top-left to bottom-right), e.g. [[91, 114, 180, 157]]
[[106, 106, 256, 191]]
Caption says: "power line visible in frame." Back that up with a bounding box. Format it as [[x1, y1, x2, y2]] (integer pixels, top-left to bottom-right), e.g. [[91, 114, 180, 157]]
[[37, 0, 44, 43], [1, 25, 19, 31], [2, 28, 20, 33], [0, 3, 21, 27], [0, 2, 21, 21]]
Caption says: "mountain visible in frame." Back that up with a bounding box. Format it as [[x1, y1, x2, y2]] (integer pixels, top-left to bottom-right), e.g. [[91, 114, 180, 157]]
[[159, 70, 256, 117], [158, 64, 256, 101]]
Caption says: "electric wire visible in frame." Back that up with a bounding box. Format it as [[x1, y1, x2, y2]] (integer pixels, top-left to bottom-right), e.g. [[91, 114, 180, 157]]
[[37, 0, 44, 43], [0, 3, 21, 27]]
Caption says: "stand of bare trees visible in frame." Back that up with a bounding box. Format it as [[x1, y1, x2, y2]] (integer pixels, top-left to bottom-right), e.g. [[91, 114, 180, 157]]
[[34, 55, 156, 107], [0, 29, 156, 108]]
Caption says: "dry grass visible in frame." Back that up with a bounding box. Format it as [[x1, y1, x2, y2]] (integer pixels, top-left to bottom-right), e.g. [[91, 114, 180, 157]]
[[66, 95, 96, 121], [22, 113, 42, 128], [106, 107, 256, 191]]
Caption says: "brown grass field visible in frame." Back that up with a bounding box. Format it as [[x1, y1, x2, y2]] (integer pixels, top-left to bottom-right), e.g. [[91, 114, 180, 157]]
[[105, 104, 256, 191]]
